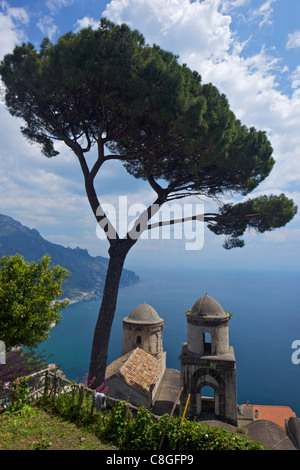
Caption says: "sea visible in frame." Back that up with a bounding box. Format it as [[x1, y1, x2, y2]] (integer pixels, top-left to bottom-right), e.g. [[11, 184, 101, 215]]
[[37, 267, 300, 417]]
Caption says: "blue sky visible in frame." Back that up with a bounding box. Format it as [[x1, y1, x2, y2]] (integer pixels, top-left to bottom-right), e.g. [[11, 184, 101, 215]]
[[0, 0, 300, 273]]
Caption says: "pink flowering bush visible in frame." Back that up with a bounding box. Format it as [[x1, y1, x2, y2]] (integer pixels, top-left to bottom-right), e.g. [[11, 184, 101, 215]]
[[81, 373, 108, 394]]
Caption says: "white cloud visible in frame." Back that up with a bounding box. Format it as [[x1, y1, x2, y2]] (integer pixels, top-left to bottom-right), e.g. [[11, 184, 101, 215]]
[[286, 30, 300, 49], [194, 45, 300, 187], [0, 3, 28, 106], [38, 0, 77, 39], [290, 66, 300, 93], [221, 0, 250, 13], [46, 0, 75, 15], [37, 15, 58, 39], [0, 0, 29, 24], [0, 1, 29, 58], [75, 16, 100, 32], [0, 103, 88, 232], [103, 0, 233, 61], [250, 0, 277, 27]]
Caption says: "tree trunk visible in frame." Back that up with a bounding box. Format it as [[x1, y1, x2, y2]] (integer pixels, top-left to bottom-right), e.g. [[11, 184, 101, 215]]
[[88, 241, 130, 389]]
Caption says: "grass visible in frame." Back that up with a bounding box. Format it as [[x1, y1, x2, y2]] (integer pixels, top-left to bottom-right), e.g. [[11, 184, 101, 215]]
[[0, 404, 117, 450]]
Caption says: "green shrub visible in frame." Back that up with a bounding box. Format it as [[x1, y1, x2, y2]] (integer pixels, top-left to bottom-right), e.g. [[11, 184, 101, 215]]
[[124, 407, 169, 450], [29, 388, 266, 450], [10, 377, 31, 412], [170, 418, 265, 450], [102, 400, 131, 448], [102, 401, 266, 450]]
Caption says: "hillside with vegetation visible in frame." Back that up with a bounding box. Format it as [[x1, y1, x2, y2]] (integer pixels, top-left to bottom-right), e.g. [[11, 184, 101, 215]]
[[0, 369, 266, 451], [0, 214, 140, 299]]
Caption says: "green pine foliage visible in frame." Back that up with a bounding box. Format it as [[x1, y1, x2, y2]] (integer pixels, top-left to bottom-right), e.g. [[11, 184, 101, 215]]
[[208, 193, 298, 249]]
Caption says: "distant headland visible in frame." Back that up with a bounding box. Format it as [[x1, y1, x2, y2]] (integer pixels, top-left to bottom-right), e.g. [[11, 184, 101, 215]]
[[0, 214, 140, 300]]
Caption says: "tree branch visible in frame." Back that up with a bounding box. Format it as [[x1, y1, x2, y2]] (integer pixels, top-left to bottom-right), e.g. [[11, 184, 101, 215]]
[[62, 136, 90, 178], [146, 173, 167, 199], [125, 195, 166, 243], [145, 210, 264, 232], [81, 120, 92, 153], [89, 141, 105, 182], [147, 213, 204, 230], [62, 138, 119, 244], [146, 212, 218, 231]]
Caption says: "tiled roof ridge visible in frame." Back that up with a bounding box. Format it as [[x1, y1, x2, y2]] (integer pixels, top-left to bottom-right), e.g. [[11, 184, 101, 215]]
[[117, 347, 162, 397], [105, 350, 132, 381], [252, 404, 295, 409]]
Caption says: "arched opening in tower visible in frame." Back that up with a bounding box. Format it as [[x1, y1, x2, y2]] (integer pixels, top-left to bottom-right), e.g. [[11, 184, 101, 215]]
[[198, 385, 215, 416]]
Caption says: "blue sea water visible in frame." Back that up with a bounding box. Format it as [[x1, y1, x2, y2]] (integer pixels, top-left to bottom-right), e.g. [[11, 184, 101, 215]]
[[37, 267, 300, 416]]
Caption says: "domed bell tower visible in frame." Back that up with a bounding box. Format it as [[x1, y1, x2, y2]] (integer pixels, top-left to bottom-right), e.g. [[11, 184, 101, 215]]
[[122, 303, 164, 360], [180, 294, 237, 425]]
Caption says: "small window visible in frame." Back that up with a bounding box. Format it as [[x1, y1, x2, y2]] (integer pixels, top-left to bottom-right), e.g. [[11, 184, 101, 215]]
[[136, 335, 141, 345], [205, 332, 211, 343], [204, 332, 212, 353]]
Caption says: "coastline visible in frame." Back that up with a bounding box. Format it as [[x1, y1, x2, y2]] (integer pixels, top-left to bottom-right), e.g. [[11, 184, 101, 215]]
[[50, 280, 139, 328], [62, 278, 140, 305], [50, 292, 101, 329], [64, 291, 102, 305]]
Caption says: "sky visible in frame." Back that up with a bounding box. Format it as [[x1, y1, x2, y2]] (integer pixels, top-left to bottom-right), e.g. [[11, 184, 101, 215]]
[[0, 0, 300, 273]]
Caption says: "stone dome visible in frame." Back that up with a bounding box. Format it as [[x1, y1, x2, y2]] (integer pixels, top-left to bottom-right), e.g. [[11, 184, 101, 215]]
[[190, 294, 228, 319], [124, 303, 163, 324]]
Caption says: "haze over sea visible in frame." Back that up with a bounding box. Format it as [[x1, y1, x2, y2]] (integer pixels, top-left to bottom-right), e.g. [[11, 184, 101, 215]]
[[38, 267, 300, 417]]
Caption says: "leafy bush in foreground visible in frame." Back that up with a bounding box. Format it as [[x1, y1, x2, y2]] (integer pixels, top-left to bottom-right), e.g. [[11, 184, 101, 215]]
[[103, 401, 266, 450]]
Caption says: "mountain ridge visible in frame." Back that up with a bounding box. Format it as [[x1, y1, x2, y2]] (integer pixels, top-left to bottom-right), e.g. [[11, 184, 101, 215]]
[[0, 214, 140, 300]]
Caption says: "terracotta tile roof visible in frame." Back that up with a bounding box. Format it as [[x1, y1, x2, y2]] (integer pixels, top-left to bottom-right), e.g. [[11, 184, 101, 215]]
[[245, 404, 296, 428], [105, 351, 132, 380], [106, 348, 163, 397]]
